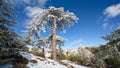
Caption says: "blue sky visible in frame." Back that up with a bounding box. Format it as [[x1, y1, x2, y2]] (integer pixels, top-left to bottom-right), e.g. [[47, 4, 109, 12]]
[[12, 0, 120, 49]]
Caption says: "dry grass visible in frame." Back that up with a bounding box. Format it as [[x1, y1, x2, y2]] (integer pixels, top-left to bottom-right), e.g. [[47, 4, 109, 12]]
[[59, 61, 74, 68], [31, 52, 45, 58], [37, 58, 45, 61], [30, 59, 38, 64], [13, 63, 28, 68]]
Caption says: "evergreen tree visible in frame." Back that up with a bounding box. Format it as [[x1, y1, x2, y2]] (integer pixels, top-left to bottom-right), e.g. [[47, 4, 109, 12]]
[[0, 0, 16, 27], [0, 0, 22, 58], [24, 6, 78, 61]]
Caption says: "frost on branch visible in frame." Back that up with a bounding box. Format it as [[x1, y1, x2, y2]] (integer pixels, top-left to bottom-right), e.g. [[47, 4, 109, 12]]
[[37, 34, 66, 49], [23, 6, 78, 45], [27, 6, 79, 31]]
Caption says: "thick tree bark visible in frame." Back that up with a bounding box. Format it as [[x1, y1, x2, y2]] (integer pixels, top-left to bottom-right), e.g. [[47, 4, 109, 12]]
[[52, 17, 57, 61]]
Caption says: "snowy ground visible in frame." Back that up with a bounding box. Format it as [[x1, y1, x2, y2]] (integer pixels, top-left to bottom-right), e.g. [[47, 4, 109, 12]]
[[20, 52, 89, 68]]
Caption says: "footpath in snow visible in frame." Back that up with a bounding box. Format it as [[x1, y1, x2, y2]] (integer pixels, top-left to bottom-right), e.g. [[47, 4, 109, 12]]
[[20, 52, 89, 68]]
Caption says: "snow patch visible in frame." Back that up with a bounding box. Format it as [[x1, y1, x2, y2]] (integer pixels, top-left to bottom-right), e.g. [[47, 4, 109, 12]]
[[20, 52, 89, 68]]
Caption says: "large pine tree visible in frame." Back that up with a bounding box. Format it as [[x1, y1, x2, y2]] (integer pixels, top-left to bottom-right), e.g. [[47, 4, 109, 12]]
[[24, 6, 78, 61]]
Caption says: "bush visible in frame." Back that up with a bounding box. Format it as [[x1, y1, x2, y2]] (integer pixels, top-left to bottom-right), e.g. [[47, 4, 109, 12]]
[[32, 52, 45, 58], [37, 58, 45, 61], [13, 56, 29, 68], [57, 54, 67, 60], [105, 57, 120, 68], [67, 55, 89, 65], [15, 57, 28, 64], [21, 46, 29, 52], [13, 63, 28, 68], [30, 60, 38, 64], [89, 47, 99, 54], [59, 61, 74, 68]]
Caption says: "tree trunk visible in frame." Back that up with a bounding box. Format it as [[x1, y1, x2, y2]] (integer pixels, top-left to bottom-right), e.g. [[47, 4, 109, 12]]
[[25, 31, 32, 42], [52, 17, 57, 61]]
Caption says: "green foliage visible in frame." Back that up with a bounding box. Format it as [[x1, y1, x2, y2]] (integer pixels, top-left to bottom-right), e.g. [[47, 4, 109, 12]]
[[87, 47, 99, 54], [0, 0, 16, 27], [102, 29, 120, 42], [67, 55, 89, 65], [57, 53, 67, 60], [97, 28, 120, 68], [105, 57, 120, 68], [0, 0, 24, 60], [21, 46, 29, 52]]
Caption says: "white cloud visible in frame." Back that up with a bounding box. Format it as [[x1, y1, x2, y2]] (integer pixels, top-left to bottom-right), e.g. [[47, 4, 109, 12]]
[[71, 39, 84, 45], [100, 3, 120, 29], [104, 3, 120, 18], [103, 23, 108, 29], [25, 6, 43, 17]]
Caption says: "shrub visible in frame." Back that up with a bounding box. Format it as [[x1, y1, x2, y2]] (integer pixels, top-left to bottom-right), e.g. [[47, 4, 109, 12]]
[[13, 63, 28, 68], [37, 58, 45, 61], [21, 46, 29, 52], [15, 57, 28, 64], [57, 54, 67, 60], [105, 57, 120, 68], [13, 56, 29, 68], [67, 55, 89, 65], [59, 61, 74, 68], [30, 60, 38, 64], [32, 52, 45, 58], [89, 47, 99, 54]]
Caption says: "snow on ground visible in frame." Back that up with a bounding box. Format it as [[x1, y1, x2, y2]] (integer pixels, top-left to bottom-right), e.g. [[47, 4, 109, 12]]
[[20, 52, 89, 68], [61, 60, 89, 68], [20, 52, 66, 68]]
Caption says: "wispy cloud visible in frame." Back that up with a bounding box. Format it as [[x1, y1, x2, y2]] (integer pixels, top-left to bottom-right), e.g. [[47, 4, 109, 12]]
[[104, 3, 120, 20], [97, 3, 120, 29], [102, 23, 108, 29], [11, 0, 48, 17], [25, 6, 43, 17], [11, 0, 47, 8], [71, 39, 84, 46]]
